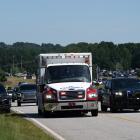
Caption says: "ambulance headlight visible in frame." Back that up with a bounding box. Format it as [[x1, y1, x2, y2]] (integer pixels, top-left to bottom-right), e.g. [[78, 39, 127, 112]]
[[45, 94, 52, 99]]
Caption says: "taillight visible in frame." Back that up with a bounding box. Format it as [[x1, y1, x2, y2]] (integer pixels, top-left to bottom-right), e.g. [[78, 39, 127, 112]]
[[86, 87, 98, 101], [43, 87, 57, 101]]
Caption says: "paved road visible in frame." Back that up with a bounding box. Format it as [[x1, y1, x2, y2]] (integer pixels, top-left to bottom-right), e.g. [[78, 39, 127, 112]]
[[11, 102, 140, 140]]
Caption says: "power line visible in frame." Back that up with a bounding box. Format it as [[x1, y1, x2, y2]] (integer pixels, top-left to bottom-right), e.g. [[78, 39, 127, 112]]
[[1, 60, 36, 68]]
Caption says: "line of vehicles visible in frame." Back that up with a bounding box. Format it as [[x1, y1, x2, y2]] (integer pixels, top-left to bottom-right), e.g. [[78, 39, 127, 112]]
[[0, 82, 37, 113], [1, 53, 140, 117]]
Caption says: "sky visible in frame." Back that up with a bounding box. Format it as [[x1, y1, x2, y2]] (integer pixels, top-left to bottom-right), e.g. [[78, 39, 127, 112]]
[[0, 0, 140, 46]]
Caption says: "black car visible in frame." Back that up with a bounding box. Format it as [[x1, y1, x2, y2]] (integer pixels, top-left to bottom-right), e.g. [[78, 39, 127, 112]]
[[0, 84, 11, 112], [101, 78, 140, 112], [17, 83, 37, 106]]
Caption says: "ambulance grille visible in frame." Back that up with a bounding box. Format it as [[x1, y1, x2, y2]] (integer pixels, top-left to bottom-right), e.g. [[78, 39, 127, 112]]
[[59, 90, 85, 100]]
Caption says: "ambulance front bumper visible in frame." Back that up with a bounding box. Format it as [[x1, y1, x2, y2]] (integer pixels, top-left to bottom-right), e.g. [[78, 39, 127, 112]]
[[44, 101, 98, 112]]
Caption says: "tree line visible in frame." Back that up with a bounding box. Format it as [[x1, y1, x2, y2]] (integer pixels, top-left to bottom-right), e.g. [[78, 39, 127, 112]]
[[0, 41, 140, 75]]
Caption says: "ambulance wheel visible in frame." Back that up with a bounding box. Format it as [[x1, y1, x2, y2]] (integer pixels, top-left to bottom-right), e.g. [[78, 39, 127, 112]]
[[91, 109, 98, 117], [38, 108, 42, 116]]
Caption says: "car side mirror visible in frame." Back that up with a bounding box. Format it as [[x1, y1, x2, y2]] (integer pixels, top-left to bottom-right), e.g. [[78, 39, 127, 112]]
[[94, 82, 99, 87], [92, 82, 99, 88]]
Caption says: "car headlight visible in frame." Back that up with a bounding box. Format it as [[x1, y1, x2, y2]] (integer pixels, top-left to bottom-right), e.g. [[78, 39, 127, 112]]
[[115, 92, 122, 96], [17, 93, 21, 97]]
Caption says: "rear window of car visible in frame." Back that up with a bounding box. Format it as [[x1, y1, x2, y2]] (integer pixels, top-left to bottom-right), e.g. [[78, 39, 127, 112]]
[[20, 84, 37, 91], [0, 85, 6, 94]]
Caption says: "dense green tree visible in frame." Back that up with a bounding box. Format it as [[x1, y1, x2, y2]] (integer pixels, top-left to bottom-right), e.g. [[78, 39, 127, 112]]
[[0, 41, 140, 74], [117, 46, 132, 70], [131, 47, 140, 68], [0, 68, 7, 82]]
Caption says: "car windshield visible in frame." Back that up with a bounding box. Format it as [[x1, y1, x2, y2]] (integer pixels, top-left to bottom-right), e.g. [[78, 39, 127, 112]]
[[46, 65, 91, 84], [0, 85, 6, 94], [20, 85, 37, 91], [112, 79, 140, 90]]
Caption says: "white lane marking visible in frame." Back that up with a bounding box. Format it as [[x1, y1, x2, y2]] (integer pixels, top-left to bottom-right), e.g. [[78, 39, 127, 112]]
[[11, 108, 65, 140]]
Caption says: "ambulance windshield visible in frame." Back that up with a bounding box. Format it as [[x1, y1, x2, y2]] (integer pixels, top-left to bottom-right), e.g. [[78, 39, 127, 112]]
[[45, 65, 91, 84]]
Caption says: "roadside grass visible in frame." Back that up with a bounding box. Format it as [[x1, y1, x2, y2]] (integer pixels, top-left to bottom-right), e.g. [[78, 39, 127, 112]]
[[4, 76, 36, 88], [0, 113, 54, 140]]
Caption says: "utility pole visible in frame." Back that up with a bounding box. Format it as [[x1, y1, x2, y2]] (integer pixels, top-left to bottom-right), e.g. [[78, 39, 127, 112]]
[[96, 65, 99, 81], [21, 56, 23, 71], [12, 55, 15, 74]]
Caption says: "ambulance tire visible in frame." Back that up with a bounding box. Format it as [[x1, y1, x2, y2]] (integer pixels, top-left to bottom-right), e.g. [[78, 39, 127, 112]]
[[91, 109, 98, 117]]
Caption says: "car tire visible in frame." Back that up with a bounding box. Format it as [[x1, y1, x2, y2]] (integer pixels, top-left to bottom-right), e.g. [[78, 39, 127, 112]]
[[110, 97, 117, 113], [91, 109, 98, 117], [43, 111, 51, 118], [38, 107, 51, 118], [6, 108, 10, 113], [36, 100, 38, 106], [134, 108, 139, 111], [101, 104, 108, 112], [17, 101, 21, 106], [12, 99, 15, 102], [110, 106, 117, 113]]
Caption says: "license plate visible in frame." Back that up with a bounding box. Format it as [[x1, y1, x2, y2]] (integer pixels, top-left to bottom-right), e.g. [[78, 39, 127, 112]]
[[68, 102, 76, 106]]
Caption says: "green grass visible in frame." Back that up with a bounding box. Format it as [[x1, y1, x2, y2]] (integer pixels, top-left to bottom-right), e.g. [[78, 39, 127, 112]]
[[0, 113, 54, 140], [4, 76, 36, 88]]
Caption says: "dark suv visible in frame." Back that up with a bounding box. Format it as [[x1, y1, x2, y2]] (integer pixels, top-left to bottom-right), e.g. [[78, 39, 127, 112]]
[[101, 78, 140, 112], [0, 84, 11, 112]]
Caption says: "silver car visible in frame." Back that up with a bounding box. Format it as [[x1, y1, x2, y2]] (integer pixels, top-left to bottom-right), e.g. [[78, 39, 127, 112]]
[[17, 83, 37, 106]]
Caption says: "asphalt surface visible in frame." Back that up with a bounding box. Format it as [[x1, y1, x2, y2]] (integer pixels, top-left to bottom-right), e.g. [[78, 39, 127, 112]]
[[11, 102, 140, 140]]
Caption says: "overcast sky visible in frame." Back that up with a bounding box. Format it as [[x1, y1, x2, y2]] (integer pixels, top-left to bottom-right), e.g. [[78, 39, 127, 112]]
[[0, 0, 140, 45]]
